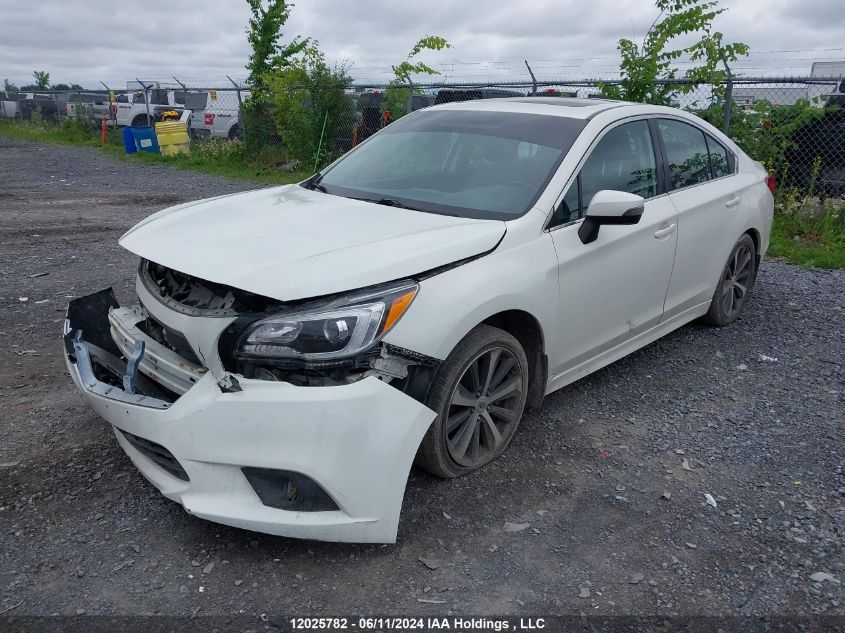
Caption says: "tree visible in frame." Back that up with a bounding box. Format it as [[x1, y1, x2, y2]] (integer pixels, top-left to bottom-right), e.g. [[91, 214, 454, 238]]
[[243, 0, 309, 150], [266, 44, 353, 168], [32, 70, 50, 90], [384, 36, 451, 119], [3, 79, 18, 92], [51, 83, 83, 91], [599, 0, 748, 105]]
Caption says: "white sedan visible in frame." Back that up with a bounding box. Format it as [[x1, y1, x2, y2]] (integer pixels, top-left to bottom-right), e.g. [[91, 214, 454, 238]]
[[65, 97, 774, 543]]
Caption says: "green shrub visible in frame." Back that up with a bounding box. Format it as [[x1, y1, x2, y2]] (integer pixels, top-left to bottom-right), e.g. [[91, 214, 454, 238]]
[[265, 45, 353, 170]]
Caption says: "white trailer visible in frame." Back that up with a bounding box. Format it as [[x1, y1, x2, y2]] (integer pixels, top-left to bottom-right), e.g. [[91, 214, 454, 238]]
[[809, 61, 845, 103]]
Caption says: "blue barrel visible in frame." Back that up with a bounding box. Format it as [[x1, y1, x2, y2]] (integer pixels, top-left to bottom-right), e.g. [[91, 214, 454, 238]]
[[131, 126, 160, 154], [122, 127, 137, 154]]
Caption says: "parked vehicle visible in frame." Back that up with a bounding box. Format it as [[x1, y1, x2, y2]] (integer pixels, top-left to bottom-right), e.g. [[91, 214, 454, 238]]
[[434, 87, 525, 104], [348, 89, 432, 148], [0, 91, 24, 119], [111, 89, 190, 127], [185, 91, 244, 140], [784, 80, 845, 195], [65, 97, 773, 543], [1, 93, 60, 122], [64, 92, 109, 122]]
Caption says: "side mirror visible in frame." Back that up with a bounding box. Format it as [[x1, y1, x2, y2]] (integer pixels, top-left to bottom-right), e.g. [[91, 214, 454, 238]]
[[578, 190, 645, 245]]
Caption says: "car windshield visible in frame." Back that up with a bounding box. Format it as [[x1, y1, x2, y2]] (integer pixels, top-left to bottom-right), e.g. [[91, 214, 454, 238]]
[[316, 109, 587, 220]]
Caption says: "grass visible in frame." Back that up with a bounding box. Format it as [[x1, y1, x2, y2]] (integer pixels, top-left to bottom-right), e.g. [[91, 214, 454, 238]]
[[769, 200, 845, 269], [0, 118, 309, 185]]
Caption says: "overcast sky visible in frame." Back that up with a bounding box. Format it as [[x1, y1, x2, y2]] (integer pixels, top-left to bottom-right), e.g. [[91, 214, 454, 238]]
[[0, 0, 843, 88]]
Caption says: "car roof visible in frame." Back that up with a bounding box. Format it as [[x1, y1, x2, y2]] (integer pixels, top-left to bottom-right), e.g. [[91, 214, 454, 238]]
[[426, 96, 633, 119]]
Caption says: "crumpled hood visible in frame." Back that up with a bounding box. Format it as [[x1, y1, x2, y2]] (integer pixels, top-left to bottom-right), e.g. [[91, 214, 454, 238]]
[[119, 184, 506, 301]]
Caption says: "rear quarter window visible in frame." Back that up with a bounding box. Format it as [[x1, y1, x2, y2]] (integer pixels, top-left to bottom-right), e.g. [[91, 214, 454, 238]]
[[705, 134, 733, 178]]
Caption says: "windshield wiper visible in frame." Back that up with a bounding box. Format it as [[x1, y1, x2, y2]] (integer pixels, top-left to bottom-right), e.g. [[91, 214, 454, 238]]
[[304, 173, 327, 193], [350, 196, 420, 211], [305, 182, 434, 213]]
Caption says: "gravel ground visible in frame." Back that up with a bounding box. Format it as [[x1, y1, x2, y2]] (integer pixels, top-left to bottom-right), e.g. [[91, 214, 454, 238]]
[[0, 137, 843, 620]]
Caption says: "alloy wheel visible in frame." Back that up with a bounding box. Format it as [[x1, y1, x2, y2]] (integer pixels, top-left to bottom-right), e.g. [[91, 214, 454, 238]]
[[445, 347, 524, 468], [721, 243, 754, 319]]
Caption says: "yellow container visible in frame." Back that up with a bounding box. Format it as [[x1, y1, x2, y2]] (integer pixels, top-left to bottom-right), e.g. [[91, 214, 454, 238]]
[[155, 121, 191, 156]]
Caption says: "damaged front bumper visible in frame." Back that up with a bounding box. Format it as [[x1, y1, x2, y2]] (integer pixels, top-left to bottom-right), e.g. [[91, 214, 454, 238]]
[[64, 289, 436, 543]]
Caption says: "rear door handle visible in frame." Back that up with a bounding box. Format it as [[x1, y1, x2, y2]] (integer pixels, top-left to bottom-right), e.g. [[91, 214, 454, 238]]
[[725, 196, 741, 208], [653, 223, 676, 239]]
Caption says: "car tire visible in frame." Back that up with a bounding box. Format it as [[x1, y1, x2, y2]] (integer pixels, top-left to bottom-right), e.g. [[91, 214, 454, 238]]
[[228, 125, 243, 140], [415, 325, 529, 479], [132, 115, 153, 128], [701, 234, 757, 327]]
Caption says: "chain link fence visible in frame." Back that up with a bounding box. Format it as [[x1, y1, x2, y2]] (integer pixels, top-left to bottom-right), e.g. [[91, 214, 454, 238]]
[[2, 76, 844, 194]]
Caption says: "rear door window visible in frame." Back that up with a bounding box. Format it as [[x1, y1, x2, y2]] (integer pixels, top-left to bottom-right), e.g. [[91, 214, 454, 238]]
[[657, 119, 712, 190]]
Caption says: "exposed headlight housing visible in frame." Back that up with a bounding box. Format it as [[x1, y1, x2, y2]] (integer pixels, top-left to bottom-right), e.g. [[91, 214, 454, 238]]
[[236, 281, 418, 362]]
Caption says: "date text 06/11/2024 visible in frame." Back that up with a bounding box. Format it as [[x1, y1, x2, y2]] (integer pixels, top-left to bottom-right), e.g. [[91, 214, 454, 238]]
[[289, 618, 548, 631]]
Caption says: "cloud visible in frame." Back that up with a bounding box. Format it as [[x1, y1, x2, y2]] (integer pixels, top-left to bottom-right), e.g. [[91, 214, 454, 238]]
[[0, 0, 841, 88]]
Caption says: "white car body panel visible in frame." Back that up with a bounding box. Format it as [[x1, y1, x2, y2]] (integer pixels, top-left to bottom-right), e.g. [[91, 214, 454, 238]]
[[383, 213, 560, 361], [119, 184, 506, 301], [65, 97, 774, 542]]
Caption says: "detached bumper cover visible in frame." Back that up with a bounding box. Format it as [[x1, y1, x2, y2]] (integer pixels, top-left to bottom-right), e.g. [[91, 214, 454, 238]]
[[64, 289, 437, 543]]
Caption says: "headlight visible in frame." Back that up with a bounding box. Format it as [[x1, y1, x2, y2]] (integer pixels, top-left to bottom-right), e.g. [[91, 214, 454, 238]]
[[237, 281, 418, 361]]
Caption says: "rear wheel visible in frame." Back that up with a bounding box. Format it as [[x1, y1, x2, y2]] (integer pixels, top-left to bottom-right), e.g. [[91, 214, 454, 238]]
[[701, 234, 757, 327], [416, 325, 529, 478]]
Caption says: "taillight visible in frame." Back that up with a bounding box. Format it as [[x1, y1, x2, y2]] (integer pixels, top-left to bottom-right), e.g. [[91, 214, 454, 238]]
[[765, 174, 776, 193]]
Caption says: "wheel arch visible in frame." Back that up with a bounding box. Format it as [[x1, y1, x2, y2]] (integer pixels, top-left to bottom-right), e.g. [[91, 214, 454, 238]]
[[743, 227, 761, 267], [480, 309, 547, 409], [228, 123, 243, 140], [131, 113, 153, 126]]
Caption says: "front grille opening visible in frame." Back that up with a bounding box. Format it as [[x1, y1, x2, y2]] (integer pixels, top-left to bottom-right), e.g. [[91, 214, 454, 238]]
[[135, 314, 202, 366], [119, 430, 189, 481], [141, 259, 279, 316]]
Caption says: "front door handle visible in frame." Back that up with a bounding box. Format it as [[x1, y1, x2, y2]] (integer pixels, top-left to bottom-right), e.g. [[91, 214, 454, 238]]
[[725, 196, 741, 208], [654, 223, 677, 239]]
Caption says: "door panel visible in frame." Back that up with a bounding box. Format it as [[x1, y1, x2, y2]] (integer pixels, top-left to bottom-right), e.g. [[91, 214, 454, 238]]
[[549, 196, 677, 376], [662, 176, 750, 316], [546, 119, 677, 378], [657, 120, 754, 316]]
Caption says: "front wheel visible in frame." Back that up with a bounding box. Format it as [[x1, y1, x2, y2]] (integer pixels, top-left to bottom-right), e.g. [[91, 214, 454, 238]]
[[701, 234, 757, 327], [416, 325, 529, 478]]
